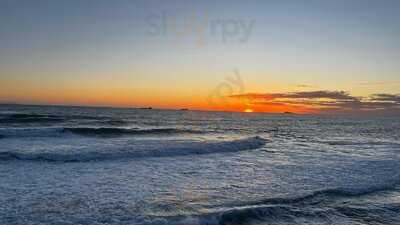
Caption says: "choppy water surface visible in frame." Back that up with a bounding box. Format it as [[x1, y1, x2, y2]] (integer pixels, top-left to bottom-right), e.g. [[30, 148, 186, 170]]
[[1, 104, 400, 225]]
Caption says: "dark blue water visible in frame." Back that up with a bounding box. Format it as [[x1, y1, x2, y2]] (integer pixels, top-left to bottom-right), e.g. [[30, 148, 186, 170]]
[[1, 104, 400, 224]]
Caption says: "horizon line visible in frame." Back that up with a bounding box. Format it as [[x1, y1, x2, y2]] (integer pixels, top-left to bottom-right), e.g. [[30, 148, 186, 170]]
[[1, 102, 394, 118]]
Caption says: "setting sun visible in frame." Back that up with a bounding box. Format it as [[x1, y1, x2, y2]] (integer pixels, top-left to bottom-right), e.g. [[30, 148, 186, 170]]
[[244, 109, 254, 113]]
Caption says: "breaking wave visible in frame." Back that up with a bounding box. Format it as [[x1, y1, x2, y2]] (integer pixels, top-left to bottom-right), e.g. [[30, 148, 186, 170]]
[[0, 113, 118, 124], [0, 113, 65, 123], [0, 136, 267, 162], [65, 127, 203, 137], [0, 127, 203, 138], [212, 186, 400, 225], [320, 140, 400, 146], [150, 184, 400, 225]]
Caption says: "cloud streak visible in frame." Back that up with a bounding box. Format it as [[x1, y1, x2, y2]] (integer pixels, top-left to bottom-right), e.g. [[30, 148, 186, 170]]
[[297, 84, 317, 88], [356, 81, 400, 86], [370, 94, 400, 103], [230, 91, 400, 115]]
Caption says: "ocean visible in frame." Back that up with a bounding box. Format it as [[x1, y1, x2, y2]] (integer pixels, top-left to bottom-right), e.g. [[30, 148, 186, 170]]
[[1, 104, 400, 225]]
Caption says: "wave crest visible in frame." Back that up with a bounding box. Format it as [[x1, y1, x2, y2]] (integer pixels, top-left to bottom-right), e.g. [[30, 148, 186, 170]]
[[155, 184, 400, 225], [0, 113, 65, 123], [65, 127, 202, 137], [0, 136, 267, 162], [0, 127, 203, 138]]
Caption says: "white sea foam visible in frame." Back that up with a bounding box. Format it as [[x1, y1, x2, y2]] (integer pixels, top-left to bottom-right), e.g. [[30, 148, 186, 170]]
[[0, 136, 267, 162], [0, 127, 203, 139], [1, 105, 400, 225]]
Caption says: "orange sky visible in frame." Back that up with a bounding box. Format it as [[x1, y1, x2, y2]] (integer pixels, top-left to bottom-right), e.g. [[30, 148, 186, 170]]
[[1, 1, 400, 115]]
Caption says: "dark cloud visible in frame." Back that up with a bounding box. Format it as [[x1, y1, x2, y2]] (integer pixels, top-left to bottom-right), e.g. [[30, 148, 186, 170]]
[[370, 94, 400, 103], [231, 90, 358, 101], [230, 90, 400, 115], [281, 91, 358, 100]]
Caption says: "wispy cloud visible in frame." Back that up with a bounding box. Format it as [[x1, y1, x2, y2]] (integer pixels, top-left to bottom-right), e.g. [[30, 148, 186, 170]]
[[356, 81, 400, 86], [297, 84, 316, 88], [230, 91, 400, 115]]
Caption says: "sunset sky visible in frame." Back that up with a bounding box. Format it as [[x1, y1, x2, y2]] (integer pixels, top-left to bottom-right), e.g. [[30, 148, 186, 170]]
[[1, 0, 400, 114]]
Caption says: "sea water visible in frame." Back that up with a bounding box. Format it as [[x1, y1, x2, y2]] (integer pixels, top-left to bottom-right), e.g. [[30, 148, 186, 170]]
[[1, 104, 400, 225]]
